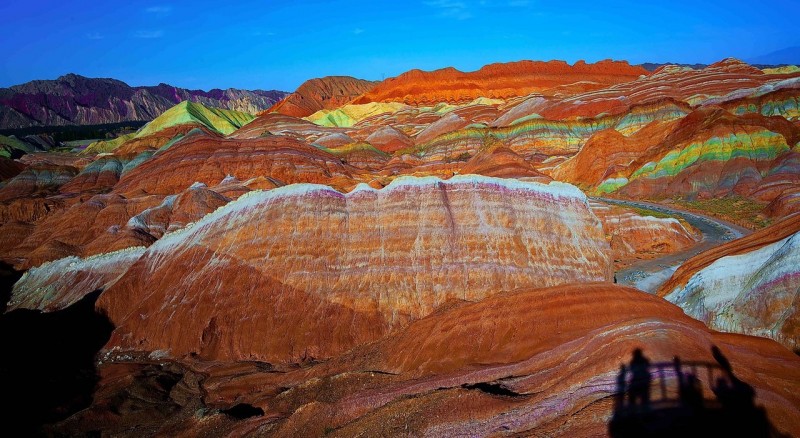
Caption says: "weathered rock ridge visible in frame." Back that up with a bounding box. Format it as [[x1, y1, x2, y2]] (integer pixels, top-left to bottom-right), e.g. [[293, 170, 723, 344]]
[[97, 176, 613, 362], [268, 76, 378, 118], [660, 213, 800, 350]]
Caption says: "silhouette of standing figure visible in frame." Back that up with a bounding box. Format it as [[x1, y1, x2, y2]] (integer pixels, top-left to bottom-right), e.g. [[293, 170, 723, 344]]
[[628, 348, 651, 411], [615, 364, 627, 411]]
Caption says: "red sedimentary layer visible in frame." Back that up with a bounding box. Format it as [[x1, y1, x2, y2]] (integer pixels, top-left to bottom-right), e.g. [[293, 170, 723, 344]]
[[268, 76, 378, 118], [460, 146, 552, 181], [551, 120, 679, 187], [352, 60, 648, 106], [64, 284, 800, 436], [0, 157, 26, 181], [2, 194, 161, 269], [510, 58, 800, 120], [591, 202, 700, 266], [96, 177, 611, 363], [113, 134, 357, 196]]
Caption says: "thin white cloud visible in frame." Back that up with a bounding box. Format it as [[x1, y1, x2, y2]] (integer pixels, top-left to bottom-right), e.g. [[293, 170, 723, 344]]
[[353, 28, 365, 35], [86, 32, 104, 40], [145, 5, 172, 14], [133, 30, 165, 39], [508, 0, 529, 6], [424, 0, 472, 20]]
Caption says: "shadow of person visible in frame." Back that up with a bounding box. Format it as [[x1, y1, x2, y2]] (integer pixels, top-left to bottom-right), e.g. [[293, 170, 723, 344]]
[[710, 345, 770, 437], [609, 347, 785, 438], [628, 348, 652, 412]]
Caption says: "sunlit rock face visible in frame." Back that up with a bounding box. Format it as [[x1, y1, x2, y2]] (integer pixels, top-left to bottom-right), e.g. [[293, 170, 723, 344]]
[[112, 134, 358, 195], [660, 214, 800, 351], [97, 176, 612, 363], [590, 202, 700, 263], [8, 247, 145, 312], [352, 60, 647, 106], [268, 76, 378, 118]]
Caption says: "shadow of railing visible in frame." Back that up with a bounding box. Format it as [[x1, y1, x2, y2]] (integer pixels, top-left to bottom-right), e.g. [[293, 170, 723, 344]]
[[609, 347, 786, 438]]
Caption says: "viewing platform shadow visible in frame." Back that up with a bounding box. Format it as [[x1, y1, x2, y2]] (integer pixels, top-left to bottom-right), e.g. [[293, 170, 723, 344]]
[[609, 347, 787, 438]]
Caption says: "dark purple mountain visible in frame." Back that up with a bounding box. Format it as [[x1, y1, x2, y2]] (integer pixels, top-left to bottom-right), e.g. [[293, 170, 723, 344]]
[[0, 74, 288, 129]]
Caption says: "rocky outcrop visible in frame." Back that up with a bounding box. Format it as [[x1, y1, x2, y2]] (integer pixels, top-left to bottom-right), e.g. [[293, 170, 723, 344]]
[[62, 284, 800, 436], [113, 133, 357, 195], [8, 247, 145, 312], [126, 184, 230, 239], [591, 202, 700, 264], [352, 59, 648, 106], [96, 176, 612, 362], [0, 163, 79, 201], [0, 157, 25, 181], [548, 106, 800, 202], [0, 73, 286, 129], [268, 76, 378, 118], [659, 214, 800, 351], [460, 146, 551, 181]]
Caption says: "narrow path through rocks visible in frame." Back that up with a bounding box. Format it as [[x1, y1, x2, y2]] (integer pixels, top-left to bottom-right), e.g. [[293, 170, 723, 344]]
[[592, 197, 751, 293]]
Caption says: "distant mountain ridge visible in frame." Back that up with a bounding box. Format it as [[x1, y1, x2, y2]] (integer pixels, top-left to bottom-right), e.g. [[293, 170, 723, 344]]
[[0, 74, 288, 129]]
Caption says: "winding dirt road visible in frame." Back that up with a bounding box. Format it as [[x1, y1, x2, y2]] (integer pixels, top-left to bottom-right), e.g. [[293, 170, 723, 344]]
[[592, 197, 751, 293]]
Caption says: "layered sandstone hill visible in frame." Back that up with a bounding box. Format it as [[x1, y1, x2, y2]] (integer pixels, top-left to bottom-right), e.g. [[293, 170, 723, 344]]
[[82, 101, 255, 156], [60, 284, 800, 436], [659, 213, 800, 351], [0, 157, 25, 181], [495, 58, 800, 122], [268, 76, 378, 118], [352, 60, 648, 106], [552, 107, 800, 201], [0, 73, 286, 129], [94, 176, 612, 363], [112, 134, 357, 195], [590, 202, 700, 265], [1, 183, 242, 270], [7, 247, 145, 312]]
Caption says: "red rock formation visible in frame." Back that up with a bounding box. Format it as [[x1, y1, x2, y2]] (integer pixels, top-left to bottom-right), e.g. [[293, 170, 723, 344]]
[[460, 145, 552, 182], [765, 186, 800, 218], [63, 284, 800, 436], [551, 120, 679, 188], [228, 112, 344, 144], [0, 157, 25, 181], [414, 111, 471, 144], [502, 58, 800, 121], [113, 134, 357, 196], [352, 60, 648, 106], [97, 176, 612, 363], [364, 126, 413, 153], [0, 197, 65, 224], [2, 194, 162, 269], [591, 202, 700, 266], [127, 184, 231, 238], [268, 76, 378, 118], [58, 156, 123, 194]]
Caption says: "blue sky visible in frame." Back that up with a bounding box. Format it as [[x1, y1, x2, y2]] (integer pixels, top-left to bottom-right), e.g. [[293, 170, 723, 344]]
[[1, 0, 798, 91]]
